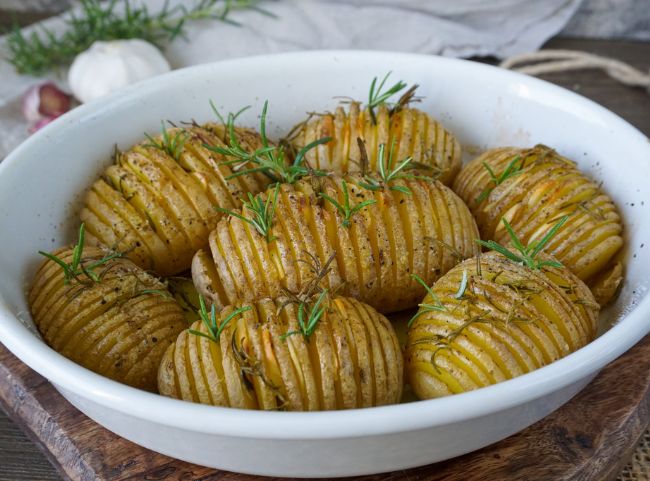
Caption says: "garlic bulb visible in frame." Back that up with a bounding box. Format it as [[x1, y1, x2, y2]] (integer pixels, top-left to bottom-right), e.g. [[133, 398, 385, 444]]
[[68, 39, 170, 103]]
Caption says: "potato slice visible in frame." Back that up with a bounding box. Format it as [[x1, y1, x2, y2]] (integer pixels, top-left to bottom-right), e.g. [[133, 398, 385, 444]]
[[158, 295, 402, 411], [81, 125, 271, 276], [289, 103, 461, 185], [452, 144, 624, 306], [28, 245, 186, 392], [406, 251, 599, 399], [192, 174, 479, 314]]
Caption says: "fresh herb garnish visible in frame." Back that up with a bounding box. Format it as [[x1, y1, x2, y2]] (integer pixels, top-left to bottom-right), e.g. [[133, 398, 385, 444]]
[[281, 289, 329, 340], [476, 215, 569, 270], [475, 155, 525, 203], [137, 288, 172, 299], [454, 270, 469, 299], [38, 223, 122, 285], [217, 184, 280, 242], [144, 121, 189, 161], [189, 294, 251, 344], [367, 72, 407, 124], [408, 274, 447, 327], [209, 101, 331, 184], [205, 103, 276, 169], [319, 180, 377, 228], [7, 0, 269, 75], [277, 251, 336, 318], [358, 141, 430, 195]]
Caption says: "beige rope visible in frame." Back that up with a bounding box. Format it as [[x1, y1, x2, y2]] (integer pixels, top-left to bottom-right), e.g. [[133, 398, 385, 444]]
[[500, 49, 650, 91]]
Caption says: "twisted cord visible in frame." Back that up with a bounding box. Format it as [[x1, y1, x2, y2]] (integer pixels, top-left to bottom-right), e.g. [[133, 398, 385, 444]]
[[500, 49, 649, 92]]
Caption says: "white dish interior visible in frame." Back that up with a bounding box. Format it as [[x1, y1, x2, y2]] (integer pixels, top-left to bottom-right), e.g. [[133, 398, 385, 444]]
[[0, 51, 648, 477]]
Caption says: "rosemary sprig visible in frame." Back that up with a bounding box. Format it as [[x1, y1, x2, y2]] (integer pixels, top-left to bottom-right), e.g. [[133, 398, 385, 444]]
[[38, 223, 122, 285], [476, 215, 569, 270], [206, 103, 275, 167], [217, 184, 280, 242], [7, 0, 269, 75], [408, 274, 447, 327], [319, 180, 377, 228], [475, 155, 525, 203], [277, 250, 336, 316], [367, 72, 407, 124], [358, 142, 430, 195], [144, 121, 189, 161], [281, 289, 329, 340], [189, 294, 251, 344], [210, 101, 331, 184]]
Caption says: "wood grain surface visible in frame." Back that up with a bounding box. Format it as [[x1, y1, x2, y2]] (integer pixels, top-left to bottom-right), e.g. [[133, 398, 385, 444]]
[[0, 6, 649, 480], [1, 334, 648, 481]]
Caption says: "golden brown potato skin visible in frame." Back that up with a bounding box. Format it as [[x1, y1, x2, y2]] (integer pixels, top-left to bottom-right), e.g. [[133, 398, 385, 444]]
[[407, 251, 599, 399], [29, 246, 186, 392], [290, 103, 462, 185], [452, 145, 624, 305], [192, 174, 479, 314], [158, 295, 402, 410], [80, 123, 271, 276]]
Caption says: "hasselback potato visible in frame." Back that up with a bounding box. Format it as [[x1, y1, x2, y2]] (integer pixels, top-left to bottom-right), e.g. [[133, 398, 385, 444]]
[[452, 144, 624, 305], [80, 122, 271, 276], [29, 241, 186, 392], [407, 251, 599, 399], [158, 294, 402, 410], [289, 102, 461, 185], [192, 174, 479, 313]]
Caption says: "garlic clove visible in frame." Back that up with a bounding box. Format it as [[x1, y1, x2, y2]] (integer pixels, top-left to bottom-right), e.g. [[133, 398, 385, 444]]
[[22, 82, 72, 123], [68, 39, 171, 104]]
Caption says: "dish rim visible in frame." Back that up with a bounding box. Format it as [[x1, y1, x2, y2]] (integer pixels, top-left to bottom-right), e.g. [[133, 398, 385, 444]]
[[0, 49, 648, 440]]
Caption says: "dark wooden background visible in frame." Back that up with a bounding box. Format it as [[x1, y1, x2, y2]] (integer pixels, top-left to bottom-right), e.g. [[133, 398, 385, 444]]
[[0, 5, 649, 481]]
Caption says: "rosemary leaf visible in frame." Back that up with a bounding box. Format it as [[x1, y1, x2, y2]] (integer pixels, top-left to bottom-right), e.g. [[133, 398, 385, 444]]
[[409, 274, 446, 327], [454, 270, 468, 299]]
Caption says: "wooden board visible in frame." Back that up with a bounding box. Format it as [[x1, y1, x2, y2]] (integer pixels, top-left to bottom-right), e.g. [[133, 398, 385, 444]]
[[0, 335, 648, 481]]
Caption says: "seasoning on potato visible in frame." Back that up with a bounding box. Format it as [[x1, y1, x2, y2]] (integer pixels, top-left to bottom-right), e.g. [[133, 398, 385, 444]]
[[29, 225, 186, 391], [452, 144, 624, 306], [158, 292, 402, 410], [407, 218, 599, 400]]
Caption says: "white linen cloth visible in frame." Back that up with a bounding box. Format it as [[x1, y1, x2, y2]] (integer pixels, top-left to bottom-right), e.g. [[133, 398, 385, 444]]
[[0, 0, 583, 158]]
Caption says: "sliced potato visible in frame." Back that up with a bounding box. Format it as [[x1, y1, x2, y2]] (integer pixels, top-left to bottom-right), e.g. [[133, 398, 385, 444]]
[[452, 144, 624, 305], [192, 174, 479, 313], [80, 124, 272, 276], [158, 295, 402, 410], [28, 245, 186, 392], [407, 251, 599, 399], [289, 103, 462, 185]]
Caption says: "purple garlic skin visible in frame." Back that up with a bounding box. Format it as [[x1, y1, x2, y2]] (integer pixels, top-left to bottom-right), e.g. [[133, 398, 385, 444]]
[[22, 82, 73, 131]]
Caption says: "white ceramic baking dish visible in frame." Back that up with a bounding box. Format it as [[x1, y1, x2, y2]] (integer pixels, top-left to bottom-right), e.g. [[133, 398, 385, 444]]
[[0, 51, 648, 477]]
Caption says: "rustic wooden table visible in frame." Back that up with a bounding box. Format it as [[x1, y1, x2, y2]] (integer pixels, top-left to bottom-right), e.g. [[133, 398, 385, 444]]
[[0, 5, 649, 481]]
